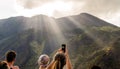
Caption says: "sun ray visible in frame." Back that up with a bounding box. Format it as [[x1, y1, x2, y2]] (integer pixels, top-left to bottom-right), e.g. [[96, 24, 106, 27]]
[[48, 18, 67, 44], [67, 17, 104, 47]]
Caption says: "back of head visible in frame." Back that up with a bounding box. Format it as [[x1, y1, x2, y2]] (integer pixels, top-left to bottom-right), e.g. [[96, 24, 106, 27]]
[[0, 61, 9, 69], [38, 54, 50, 67], [6, 50, 16, 63], [91, 65, 101, 69], [53, 53, 66, 69]]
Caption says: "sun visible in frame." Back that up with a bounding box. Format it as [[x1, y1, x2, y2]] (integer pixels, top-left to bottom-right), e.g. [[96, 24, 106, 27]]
[[14, 1, 73, 17]]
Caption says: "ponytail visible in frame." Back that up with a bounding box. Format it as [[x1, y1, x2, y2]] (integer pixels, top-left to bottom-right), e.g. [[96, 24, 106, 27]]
[[56, 60, 61, 69], [52, 53, 66, 69]]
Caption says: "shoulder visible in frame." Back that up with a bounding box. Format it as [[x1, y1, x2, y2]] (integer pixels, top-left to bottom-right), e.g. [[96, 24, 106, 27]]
[[13, 66, 20, 69]]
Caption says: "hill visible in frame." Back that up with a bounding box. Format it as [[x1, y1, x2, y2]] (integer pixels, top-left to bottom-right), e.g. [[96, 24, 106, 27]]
[[0, 13, 120, 69]]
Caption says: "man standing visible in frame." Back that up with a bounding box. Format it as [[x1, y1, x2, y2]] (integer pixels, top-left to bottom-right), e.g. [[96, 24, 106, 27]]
[[6, 51, 19, 69]]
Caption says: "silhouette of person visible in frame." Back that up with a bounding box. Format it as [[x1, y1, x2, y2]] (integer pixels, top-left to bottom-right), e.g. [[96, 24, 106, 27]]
[[5, 50, 19, 69]]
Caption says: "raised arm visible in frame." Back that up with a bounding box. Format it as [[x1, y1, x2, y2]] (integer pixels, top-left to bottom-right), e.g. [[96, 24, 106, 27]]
[[46, 60, 55, 69], [65, 48, 72, 69]]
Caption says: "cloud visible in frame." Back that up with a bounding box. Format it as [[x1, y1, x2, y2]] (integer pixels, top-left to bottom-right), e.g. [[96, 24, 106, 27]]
[[82, 0, 120, 15], [16, 0, 84, 9], [16, 0, 58, 9], [79, 0, 120, 27], [16, 0, 120, 14], [15, 0, 120, 27]]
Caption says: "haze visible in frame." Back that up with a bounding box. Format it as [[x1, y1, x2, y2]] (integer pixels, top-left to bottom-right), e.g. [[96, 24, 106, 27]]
[[0, 0, 120, 27]]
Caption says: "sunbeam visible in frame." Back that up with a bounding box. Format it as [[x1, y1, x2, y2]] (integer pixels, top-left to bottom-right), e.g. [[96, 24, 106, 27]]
[[67, 16, 104, 48], [47, 17, 67, 45]]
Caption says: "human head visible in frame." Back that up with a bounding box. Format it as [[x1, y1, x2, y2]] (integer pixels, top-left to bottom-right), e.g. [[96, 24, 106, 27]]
[[91, 65, 101, 69], [38, 54, 50, 66], [6, 50, 16, 63], [52, 53, 66, 69], [0, 61, 9, 69]]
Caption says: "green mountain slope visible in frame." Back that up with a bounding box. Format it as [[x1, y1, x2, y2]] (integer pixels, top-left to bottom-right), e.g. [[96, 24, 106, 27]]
[[0, 13, 119, 69]]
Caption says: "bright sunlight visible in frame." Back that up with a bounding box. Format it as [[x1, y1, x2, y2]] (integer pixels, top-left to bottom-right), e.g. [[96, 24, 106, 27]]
[[14, 1, 73, 17]]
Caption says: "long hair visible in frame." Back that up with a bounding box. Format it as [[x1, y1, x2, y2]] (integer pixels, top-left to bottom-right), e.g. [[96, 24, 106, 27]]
[[52, 53, 66, 69], [0, 61, 8, 69]]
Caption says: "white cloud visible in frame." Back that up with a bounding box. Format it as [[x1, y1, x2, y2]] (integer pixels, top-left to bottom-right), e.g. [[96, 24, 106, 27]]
[[0, 0, 120, 26], [0, 0, 17, 19]]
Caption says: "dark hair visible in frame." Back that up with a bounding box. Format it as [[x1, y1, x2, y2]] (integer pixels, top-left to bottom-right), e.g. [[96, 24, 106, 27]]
[[0, 61, 9, 69], [91, 65, 101, 69], [53, 53, 66, 69], [6, 51, 16, 62]]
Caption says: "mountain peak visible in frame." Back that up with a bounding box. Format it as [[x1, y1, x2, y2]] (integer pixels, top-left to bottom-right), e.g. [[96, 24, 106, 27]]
[[79, 13, 101, 20], [79, 12, 91, 16], [78, 13, 117, 27], [31, 14, 52, 19]]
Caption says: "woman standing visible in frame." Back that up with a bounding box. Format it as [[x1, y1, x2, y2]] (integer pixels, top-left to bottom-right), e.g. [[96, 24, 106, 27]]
[[46, 47, 72, 69]]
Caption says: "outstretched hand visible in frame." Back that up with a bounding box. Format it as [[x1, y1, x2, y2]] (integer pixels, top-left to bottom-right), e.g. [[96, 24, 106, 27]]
[[56, 47, 69, 59]]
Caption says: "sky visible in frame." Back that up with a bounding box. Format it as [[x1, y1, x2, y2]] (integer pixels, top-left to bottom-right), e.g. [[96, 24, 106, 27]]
[[0, 0, 120, 27]]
